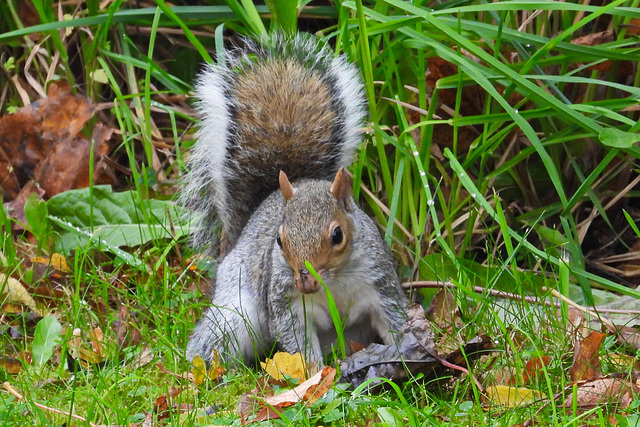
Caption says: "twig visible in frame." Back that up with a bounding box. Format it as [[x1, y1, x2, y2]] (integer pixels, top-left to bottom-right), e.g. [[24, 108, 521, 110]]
[[404, 281, 560, 307], [407, 281, 640, 315], [2, 382, 96, 427]]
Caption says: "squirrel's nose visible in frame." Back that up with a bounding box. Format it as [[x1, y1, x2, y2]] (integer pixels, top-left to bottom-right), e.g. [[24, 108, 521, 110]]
[[295, 269, 321, 294]]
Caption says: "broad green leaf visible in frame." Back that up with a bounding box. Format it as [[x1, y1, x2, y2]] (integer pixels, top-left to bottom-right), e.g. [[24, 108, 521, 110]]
[[598, 128, 640, 148], [32, 316, 62, 367], [46, 185, 190, 255], [24, 193, 50, 241], [377, 407, 404, 427]]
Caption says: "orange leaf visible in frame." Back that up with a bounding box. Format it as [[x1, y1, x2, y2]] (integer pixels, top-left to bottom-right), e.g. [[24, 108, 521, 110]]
[[263, 366, 336, 408], [570, 331, 605, 381]]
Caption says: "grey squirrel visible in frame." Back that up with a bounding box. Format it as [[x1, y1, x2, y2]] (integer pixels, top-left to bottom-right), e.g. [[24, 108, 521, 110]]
[[183, 32, 408, 367]]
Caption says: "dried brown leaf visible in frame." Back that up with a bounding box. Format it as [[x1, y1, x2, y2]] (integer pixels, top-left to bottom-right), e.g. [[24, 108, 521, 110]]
[[570, 331, 606, 381], [154, 387, 183, 420], [263, 366, 336, 408], [340, 304, 492, 389], [426, 288, 461, 331], [0, 81, 114, 201], [562, 376, 639, 409], [508, 356, 550, 386], [0, 356, 23, 375]]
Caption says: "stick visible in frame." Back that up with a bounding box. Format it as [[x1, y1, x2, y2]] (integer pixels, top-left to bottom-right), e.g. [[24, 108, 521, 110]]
[[3, 382, 96, 427]]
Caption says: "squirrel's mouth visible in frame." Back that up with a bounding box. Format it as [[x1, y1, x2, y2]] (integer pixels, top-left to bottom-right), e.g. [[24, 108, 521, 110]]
[[294, 268, 322, 294]]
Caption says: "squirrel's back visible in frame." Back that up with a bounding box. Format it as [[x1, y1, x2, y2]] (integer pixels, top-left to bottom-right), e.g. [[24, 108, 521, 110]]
[[182, 33, 367, 249]]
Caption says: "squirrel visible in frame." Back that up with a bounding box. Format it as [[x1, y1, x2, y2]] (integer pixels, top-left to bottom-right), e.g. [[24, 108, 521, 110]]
[[183, 32, 408, 368]]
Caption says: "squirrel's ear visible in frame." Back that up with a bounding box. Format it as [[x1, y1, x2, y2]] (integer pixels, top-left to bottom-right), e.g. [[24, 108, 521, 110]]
[[330, 167, 354, 212], [279, 171, 295, 201]]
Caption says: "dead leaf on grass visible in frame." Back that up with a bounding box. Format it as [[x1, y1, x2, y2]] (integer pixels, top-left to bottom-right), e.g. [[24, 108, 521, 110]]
[[508, 356, 551, 386], [129, 346, 155, 370], [66, 327, 107, 371], [154, 386, 185, 421], [484, 385, 546, 407], [0, 273, 41, 315], [260, 352, 307, 382], [156, 361, 194, 383], [32, 253, 70, 273], [0, 356, 23, 375], [426, 288, 462, 332], [570, 331, 606, 381], [114, 304, 143, 349], [340, 304, 492, 389], [0, 81, 115, 201], [263, 366, 336, 408], [563, 375, 639, 409], [614, 326, 640, 351], [238, 366, 336, 424], [191, 351, 225, 386]]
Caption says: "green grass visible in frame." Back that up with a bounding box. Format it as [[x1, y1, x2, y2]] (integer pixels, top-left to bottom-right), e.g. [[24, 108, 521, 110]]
[[2, 0, 640, 425]]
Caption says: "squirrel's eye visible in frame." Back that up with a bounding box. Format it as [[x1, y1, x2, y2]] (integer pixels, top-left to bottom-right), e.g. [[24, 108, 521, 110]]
[[331, 226, 343, 245], [276, 233, 283, 248]]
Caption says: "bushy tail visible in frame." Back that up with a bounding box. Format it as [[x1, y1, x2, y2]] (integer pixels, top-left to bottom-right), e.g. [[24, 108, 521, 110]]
[[181, 32, 367, 250]]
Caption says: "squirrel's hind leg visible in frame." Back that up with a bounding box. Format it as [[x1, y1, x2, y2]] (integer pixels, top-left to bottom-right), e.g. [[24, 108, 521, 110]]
[[186, 288, 270, 366]]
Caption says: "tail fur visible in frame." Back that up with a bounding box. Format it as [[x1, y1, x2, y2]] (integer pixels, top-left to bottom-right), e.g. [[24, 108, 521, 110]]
[[181, 32, 367, 250]]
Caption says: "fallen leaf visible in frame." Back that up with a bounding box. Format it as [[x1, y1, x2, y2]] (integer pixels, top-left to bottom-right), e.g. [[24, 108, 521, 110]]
[[626, 18, 640, 35], [32, 253, 70, 273], [261, 352, 307, 382], [154, 387, 183, 420], [236, 379, 274, 421], [425, 55, 486, 152], [129, 346, 155, 370], [571, 30, 615, 47], [570, 331, 606, 381], [66, 327, 107, 370], [191, 355, 207, 386], [0, 273, 40, 315], [0, 356, 24, 375], [0, 81, 114, 200], [508, 356, 550, 385], [615, 326, 640, 351], [484, 385, 545, 407], [156, 362, 194, 382], [563, 376, 639, 409], [340, 304, 492, 390], [114, 304, 143, 348], [263, 366, 336, 408]]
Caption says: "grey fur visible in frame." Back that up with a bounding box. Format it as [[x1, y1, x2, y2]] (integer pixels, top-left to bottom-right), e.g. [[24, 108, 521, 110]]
[[186, 181, 407, 366]]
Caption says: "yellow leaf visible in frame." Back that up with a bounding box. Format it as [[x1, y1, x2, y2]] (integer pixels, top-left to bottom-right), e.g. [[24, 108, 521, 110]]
[[484, 385, 545, 407], [261, 352, 306, 382], [0, 273, 40, 315], [32, 253, 70, 272], [191, 355, 207, 386], [208, 349, 225, 381]]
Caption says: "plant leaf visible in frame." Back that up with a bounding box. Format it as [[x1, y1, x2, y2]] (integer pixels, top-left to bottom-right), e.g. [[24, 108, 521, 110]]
[[46, 185, 190, 254], [32, 316, 62, 367], [598, 128, 640, 148]]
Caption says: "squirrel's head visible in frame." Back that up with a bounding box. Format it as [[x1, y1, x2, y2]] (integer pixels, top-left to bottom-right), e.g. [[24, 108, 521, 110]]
[[277, 168, 355, 295]]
